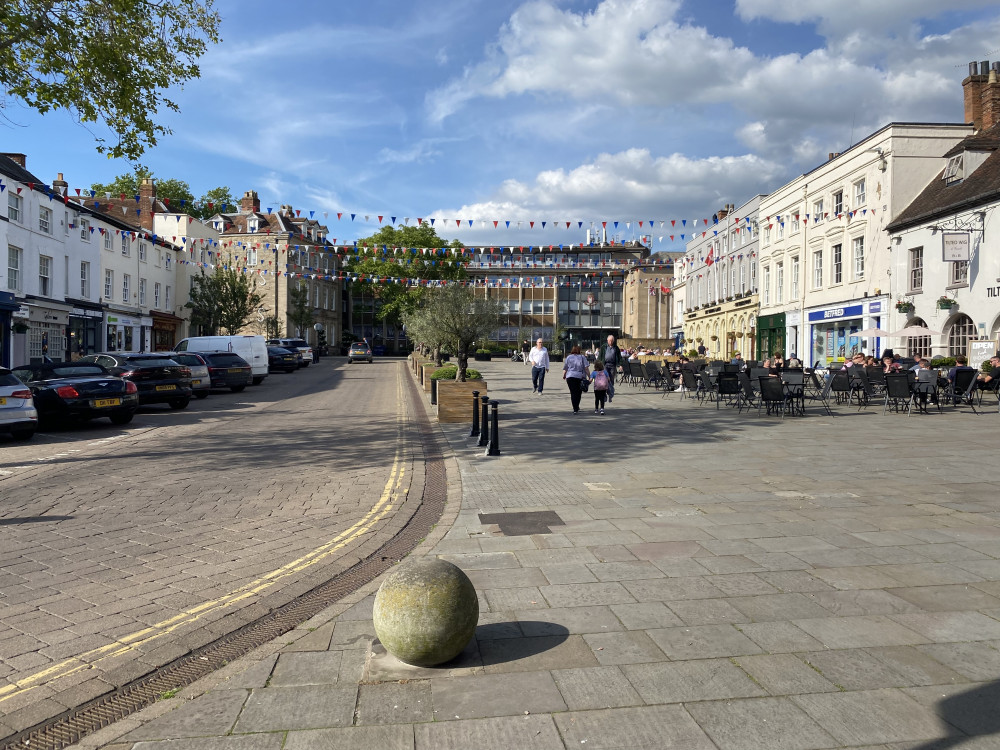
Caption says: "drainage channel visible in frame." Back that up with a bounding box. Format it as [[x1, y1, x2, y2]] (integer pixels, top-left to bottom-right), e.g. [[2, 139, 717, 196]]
[[1, 371, 448, 750]]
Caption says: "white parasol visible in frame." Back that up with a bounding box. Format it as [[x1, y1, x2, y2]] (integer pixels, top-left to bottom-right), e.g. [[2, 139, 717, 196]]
[[856, 327, 889, 337], [888, 325, 942, 337]]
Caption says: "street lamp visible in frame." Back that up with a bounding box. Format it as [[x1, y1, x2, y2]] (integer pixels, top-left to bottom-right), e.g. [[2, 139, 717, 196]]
[[313, 322, 324, 362]]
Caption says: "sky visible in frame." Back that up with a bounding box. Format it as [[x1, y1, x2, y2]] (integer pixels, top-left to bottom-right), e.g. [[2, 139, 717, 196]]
[[4, 0, 1000, 252]]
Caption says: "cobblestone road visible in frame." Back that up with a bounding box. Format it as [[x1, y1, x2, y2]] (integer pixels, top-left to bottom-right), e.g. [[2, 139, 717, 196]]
[[0, 358, 425, 736]]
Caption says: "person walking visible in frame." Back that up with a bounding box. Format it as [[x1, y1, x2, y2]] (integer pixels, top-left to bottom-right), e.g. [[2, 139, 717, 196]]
[[599, 334, 623, 402], [563, 345, 590, 413], [521, 339, 531, 365], [591, 360, 610, 414], [528, 338, 550, 394]]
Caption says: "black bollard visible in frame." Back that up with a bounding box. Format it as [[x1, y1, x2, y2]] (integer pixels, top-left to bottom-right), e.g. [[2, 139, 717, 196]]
[[477, 396, 490, 447], [431, 377, 438, 406], [486, 400, 501, 456], [469, 390, 480, 437]]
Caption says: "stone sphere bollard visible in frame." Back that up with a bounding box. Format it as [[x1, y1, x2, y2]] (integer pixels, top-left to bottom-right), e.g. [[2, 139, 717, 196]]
[[372, 558, 479, 667]]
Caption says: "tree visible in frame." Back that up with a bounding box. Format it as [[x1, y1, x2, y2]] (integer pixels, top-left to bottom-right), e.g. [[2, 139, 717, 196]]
[[347, 224, 466, 329], [404, 285, 504, 381], [1, 0, 221, 160], [185, 267, 264, 335], [286, 282, 314, 338], [91, 170, 234, 220]]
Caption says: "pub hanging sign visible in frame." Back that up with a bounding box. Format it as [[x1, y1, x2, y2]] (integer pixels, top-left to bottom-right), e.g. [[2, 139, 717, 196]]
[[942, 232, 970, 262]]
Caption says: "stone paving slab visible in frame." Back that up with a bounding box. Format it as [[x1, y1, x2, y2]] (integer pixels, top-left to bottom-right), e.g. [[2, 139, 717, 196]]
[[67, 359, 1000, 750]]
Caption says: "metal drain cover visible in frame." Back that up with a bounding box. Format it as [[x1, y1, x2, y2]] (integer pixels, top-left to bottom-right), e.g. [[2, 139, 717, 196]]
[[478, 511, 565, 536]]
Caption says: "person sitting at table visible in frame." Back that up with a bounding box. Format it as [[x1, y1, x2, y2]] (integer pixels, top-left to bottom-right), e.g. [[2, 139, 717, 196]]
[[883, 353, 902, 373], [976, 354, 1000, 390], [842, 353, 865, 370], [772, 353, 786, 371], [731, 352, 746, 370], [788, 353, 802, 368], [948, 355, 974, 384], [913, 358, 938, 410]]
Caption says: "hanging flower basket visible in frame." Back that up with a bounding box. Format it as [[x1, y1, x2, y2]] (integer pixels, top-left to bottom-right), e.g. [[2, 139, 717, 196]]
[[11, 321, 29, 334], [895, 301, 914, 313], [734, 332, 744, 338], [710, 335, 719, 341], [936, 296, 956, 310]]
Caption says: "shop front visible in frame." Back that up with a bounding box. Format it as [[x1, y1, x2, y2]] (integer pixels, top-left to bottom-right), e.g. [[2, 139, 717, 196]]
[[104, 312, 152, 352], [807, 299, 886, 366], [24, 299, 71, 365], [68, 301, 104, 361], [0, 291, 19, 368], [756, 312, 785, 361], [151, 311, 185, 351]]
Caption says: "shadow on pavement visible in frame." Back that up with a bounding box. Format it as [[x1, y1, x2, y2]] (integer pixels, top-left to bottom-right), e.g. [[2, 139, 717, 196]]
[[908, 679, 1000, 749]]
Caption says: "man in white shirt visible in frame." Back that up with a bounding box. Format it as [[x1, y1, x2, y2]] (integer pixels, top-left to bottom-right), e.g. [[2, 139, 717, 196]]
[[529, 338, 550, 394]]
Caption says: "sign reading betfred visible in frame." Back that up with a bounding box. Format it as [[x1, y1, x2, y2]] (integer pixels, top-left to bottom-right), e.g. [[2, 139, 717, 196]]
[[942, 232, 970, 262]]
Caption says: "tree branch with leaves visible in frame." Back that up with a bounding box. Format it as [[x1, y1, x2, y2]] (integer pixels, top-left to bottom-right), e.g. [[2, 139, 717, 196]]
[[185, 267, 263, 335], [1, 0, 221, 160]]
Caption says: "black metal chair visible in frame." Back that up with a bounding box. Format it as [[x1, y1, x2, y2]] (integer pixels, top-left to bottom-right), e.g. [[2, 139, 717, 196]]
[[757, 375, 789, 418], [865, 366, 887, 397], [736, 372, 757, 413], [883, 373, 914, 416], [780, 370, 805, 416], [829, 370, 851, 404], [849, 369, 876, 410], [913, 368, 941, 413], [801, 372, 835, 417], [679, 369, 700, 401], [946, 369, 979, 413], [716, 372, 741, 410]]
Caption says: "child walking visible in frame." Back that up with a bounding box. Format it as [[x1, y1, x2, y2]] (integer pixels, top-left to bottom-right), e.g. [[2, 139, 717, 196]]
[[591, 361, 610, 414]]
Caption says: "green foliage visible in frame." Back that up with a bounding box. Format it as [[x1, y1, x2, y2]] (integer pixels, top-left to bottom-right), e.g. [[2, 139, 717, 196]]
[[185, 267, 264, 335], [930, 356, 957, 367], [91, 169, 234, 220], [403, 285, 505, 382], [1, 0, 222, 160], [430, 366, 481, 380], [286, 282, 314, 337], [475, 348, 491, 354], [346, 225, 466, 328], [982, 361, 994, 374], [687, 349, 699, 358]]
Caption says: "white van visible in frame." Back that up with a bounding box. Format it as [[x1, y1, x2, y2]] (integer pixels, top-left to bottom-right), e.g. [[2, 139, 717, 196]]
[[174, 335, 268, 384]]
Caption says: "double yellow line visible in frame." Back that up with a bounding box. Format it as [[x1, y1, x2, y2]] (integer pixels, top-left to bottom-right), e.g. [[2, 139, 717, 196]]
[[0, 368, 409, 706]]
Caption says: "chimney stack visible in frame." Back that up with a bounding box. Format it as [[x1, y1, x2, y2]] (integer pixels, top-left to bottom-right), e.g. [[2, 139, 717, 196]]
[[716, 205, 730, 222], [52, 172, 68, 197], [1, 153, 27, 168], [240, 190, 260, 213], [138, 177, 156, 231], [964, 60, 990, 130], [983, 64, 1000, 131]]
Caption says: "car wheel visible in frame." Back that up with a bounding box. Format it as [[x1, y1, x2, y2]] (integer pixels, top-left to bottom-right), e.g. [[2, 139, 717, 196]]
[[168, 398, 190, 410], [10, 428, 35, 441], [231, 385, 246, 393], [195, 390, 209, 399], [109, 411, 134, 426], [348, 358, 353, 364]]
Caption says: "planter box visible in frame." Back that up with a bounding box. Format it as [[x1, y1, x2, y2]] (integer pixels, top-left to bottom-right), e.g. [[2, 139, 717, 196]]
[[474, 354, 492, 361], [436, 379, 487, 423], [421, 363, 437, 390]]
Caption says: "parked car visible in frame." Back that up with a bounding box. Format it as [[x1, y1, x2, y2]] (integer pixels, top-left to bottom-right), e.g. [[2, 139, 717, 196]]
[[347, 342, 373, 364], [80, 353, 192, 410], [267, 338, 313, 367], [0, 368, 38, 439], [170, 353, 211, 399], [194, 351, 253, 392], [174, 335, 268, 384], [268, 346, 299, 373], [10, 362, 137, 426]]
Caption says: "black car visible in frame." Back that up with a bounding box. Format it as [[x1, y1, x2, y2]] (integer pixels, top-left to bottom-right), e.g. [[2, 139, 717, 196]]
[[11, 362, 138, 425], [194, 351, 253, 392], [268, 346, 299, 373], [81, 353, 193, 409]]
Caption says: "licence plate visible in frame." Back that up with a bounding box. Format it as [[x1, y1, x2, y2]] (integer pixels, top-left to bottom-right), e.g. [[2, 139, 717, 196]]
[[156, 384, 176, 391], [192, 379, 201, 386], [228, 368, 243, 373], [94, 398, 121, 408], [0, 397, 6, 405]]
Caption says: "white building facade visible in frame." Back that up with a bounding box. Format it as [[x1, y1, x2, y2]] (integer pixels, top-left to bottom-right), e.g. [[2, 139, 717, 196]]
[[757, 123, 972, 367]]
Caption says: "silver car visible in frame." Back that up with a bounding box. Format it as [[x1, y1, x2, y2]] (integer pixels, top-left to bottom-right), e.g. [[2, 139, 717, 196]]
[[171, 353, 211, 399], [0, 367, 38, 440]]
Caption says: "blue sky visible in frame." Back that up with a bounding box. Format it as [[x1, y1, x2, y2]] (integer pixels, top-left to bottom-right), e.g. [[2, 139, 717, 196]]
[[4, 0, 1000, 251]]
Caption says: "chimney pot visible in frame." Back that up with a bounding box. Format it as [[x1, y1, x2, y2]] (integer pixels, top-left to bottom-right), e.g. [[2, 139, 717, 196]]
[[970, 61, 979, 76]]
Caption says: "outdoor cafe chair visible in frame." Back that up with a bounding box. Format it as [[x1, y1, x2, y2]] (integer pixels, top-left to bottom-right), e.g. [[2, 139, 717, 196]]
[[975, 375, 1000, 407], [849, 369, 876, 410], [736, 372, 757, 413], [801, 371, 835, 417], [757, 375, 790, 418], [780, 370, 805, 416], [865, 366, 887, 397], [697, 371, 717, 405], [716, 372, 741, 410], [914, 368, 941, 413], [830, 370, 852, 404], [679, 369, 701, 401], [883, 373, 914, 416], [946, 369, 979, 413]]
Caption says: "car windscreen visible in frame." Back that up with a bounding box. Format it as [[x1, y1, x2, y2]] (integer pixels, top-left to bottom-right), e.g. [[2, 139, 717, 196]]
[[205, 353, 248, 366], [124, 358, 180, 367], [0, 372, 22, 386], [173, 355, 203, 366], [283, 340, 308, 348], [33, 365, 109, 378]]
